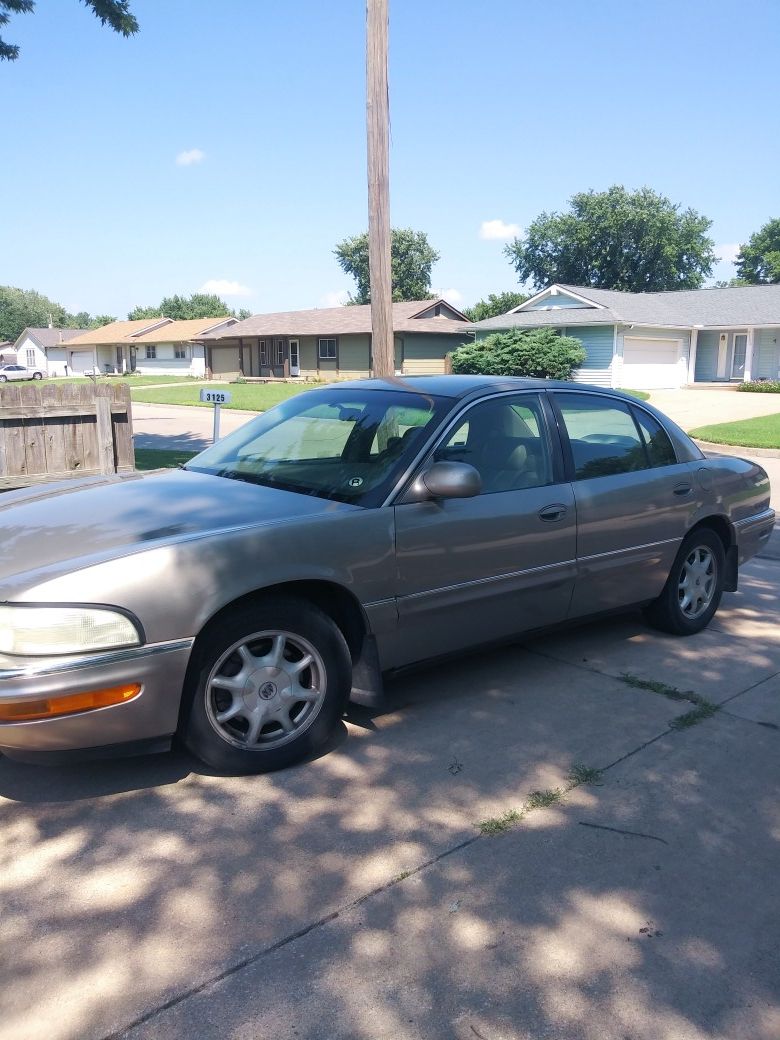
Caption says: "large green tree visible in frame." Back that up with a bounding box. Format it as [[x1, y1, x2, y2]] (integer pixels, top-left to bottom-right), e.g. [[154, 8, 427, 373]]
[[505, 185, 716, 292], [734, 218, 780, 284], [463, 291, 528, 322], [0, 285, 114, 341], [334, 227, 440, 304], [128, 294, 247, 321], [0, 1, 137, 60]]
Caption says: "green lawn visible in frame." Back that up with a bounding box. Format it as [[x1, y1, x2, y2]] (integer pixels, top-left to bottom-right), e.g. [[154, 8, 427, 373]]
[[131, 382, 318, 410], [624, 389, 651, 401], [56, 375, 199, 386], [688, 412, 780, 449], [134, 448, 199, 470]]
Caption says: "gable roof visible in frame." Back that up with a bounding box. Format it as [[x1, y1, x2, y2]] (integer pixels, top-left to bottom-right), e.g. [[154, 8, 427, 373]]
[[199, 299, 470, 340], [64, 318, 174, 346], [132, 317, 239, 342], [473, 283, 780, 331], [14, 327, 92, 350]]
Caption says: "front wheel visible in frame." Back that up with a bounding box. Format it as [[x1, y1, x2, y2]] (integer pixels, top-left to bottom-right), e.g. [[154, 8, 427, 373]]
[[0, 375, 6, 382], [181, 598, 352, 773], [643, 528, 725, 636]]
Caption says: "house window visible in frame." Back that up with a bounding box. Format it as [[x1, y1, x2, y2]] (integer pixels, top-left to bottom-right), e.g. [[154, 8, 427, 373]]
[[174, 345, 187, 360], [146, 345, 157, 359], [318, 338, 337, 360], [276, 339, 284, 365], [259, 340, 267, 365], [26, 349, 35, 366]]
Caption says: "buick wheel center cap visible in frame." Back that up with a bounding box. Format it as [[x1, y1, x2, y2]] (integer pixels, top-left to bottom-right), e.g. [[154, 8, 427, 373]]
[[259, 681, 278, 700]]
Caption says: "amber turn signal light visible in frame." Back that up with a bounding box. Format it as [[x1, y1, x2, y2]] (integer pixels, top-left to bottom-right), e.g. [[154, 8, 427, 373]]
[[0, 684, 142, 722]]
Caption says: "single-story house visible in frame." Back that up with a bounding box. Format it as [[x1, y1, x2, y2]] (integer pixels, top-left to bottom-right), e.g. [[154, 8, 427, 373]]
[[471, 283, 780, 389], [0, 341, 17, 365], [12, 327, 91, 376], [64, 316, 239, 377], [198, 299, 472, 380]]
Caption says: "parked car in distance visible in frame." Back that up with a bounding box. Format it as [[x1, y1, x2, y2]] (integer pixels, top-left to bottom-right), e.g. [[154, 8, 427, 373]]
[[0, 377, 774, 773], [0, 364, 45, 382]]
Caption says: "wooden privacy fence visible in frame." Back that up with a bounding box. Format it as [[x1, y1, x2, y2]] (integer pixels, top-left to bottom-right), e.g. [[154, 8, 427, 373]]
[[0, 382, 134, 490]]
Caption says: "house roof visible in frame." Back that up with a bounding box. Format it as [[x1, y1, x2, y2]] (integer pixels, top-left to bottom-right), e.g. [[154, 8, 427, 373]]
[[132, 317, 239, 342], [199, 299, 470, 340], [64, 318, 174, 346], [473, 283, 780, 331], [14, 327, 91, 349]]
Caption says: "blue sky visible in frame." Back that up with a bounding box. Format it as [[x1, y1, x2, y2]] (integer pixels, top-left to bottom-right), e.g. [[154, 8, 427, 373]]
[[2, 0, 779, 319]]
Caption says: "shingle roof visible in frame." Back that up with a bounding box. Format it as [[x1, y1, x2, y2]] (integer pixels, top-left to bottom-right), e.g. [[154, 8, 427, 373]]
[[472, 283, 780, 331], [64, 318, 174, 346], [16, 328, 91, 349], [199, 300, 470, 339], [132, 317, 239, 342]]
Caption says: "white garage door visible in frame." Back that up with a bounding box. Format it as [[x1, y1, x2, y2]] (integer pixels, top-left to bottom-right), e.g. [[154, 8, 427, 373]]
[[69, 350, 95, 374], [622, 338, 682, 389]]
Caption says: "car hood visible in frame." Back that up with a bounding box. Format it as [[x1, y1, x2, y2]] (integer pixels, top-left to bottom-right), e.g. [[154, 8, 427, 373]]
[[0, 469, 357, 587]]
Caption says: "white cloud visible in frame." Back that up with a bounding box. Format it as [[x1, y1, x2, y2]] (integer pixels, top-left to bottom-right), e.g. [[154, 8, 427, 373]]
[[199, 279, 252, 297], [320, 290, 350, 307], [479, 219, 521, 241], [176, 148, 206, 167], [440, 287, 463, 304], [716, 243, 741, 263]]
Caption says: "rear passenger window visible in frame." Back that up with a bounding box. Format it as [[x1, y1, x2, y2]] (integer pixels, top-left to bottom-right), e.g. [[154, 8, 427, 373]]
[[555, 393, 647, 480], [632, 409, 677, 467]]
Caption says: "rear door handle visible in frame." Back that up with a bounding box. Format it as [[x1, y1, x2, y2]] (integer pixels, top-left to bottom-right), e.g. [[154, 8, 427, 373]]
[[673, 484, 693, 496], [539, 504, 567, 522]]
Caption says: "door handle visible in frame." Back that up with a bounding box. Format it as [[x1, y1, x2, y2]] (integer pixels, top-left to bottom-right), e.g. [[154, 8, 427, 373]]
[[539, 504, 567, 522], [673, 484, 693, 496]]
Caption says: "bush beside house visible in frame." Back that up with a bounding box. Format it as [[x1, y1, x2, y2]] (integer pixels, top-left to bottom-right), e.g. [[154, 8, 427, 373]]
[[450, 328, 587, 380]]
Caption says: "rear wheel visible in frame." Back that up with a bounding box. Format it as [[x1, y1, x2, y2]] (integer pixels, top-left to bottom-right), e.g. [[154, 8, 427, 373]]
[[643, 528, 725, 636], [32, 372, 43, 380], [182, 598, 352, 773]]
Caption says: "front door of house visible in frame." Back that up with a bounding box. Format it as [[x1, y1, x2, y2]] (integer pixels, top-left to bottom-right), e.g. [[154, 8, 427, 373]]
[[129, 346, 137, 372], [731, 333, 748, 379], [289, 339, 300, 376]]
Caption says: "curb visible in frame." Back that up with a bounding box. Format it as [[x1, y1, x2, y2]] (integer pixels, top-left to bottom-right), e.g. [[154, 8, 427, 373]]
[[693, 440, 780, 460]]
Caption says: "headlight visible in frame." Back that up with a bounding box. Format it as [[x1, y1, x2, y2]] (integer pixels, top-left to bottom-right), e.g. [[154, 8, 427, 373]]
[[0, 605, 142, 657]]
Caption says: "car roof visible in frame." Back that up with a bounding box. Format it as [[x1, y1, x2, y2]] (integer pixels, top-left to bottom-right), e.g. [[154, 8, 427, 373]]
[[328, 374, 643, 404]]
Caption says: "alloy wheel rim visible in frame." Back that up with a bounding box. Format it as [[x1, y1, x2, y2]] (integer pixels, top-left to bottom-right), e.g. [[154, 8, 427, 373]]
[[678, 546, 716, 620], [205, 630, 326, 751]]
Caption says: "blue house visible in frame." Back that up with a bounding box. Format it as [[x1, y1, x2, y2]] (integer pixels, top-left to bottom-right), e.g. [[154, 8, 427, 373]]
[[471, 283, 780, 389]]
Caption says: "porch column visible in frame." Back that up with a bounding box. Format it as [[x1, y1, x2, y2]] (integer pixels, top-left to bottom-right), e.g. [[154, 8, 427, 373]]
[[744, 326, 755, 382], [687, 328, 699, 384]]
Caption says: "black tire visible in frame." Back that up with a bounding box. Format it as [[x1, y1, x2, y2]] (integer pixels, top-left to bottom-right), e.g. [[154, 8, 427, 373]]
[[643, 528, 725, 636], [32, 372, 43, 380], [181, 597, 352, 773], [0, 375, 6, 382]]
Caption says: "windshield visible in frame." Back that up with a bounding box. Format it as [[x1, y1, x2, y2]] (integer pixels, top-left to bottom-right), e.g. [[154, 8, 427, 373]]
[[185, 386, 451, 506]]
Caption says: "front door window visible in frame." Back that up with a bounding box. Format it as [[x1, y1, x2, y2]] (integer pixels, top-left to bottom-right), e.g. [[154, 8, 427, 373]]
[[732, 334, 748, 379], [289, 339, 300, 376]]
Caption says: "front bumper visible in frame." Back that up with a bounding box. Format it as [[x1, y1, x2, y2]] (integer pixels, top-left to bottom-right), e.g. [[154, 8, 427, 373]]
[[0, 639, 193, 760]]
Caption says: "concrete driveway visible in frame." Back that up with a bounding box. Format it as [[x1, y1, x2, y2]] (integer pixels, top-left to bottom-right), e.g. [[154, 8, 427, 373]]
[[2, 551, 778, 1040], [648, 386, 780, 430]]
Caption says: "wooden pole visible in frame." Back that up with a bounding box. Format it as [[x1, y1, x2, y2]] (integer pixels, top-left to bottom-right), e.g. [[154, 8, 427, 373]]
[[366, 0, 394, 378]]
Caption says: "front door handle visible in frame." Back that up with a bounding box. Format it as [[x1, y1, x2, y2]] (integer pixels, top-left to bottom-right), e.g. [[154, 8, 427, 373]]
[[539, 504, 567, 522], [673, 484, 693, 497]]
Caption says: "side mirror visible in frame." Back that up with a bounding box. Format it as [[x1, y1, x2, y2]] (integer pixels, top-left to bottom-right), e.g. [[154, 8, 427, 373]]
[[407, 460, 482, 502]]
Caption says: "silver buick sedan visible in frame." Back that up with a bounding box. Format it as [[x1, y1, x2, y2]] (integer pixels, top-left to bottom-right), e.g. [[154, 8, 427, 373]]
[[0, 377, 774, 773]]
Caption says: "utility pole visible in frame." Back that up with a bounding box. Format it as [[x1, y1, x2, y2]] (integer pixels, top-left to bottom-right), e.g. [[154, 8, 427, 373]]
[[366, 0, 394, 377]]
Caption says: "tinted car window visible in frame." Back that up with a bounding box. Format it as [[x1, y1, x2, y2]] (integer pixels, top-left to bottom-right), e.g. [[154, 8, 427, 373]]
[[632, 408, 677, 467], [436, 394, 552, 493], [555, 393, 648, 480]]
